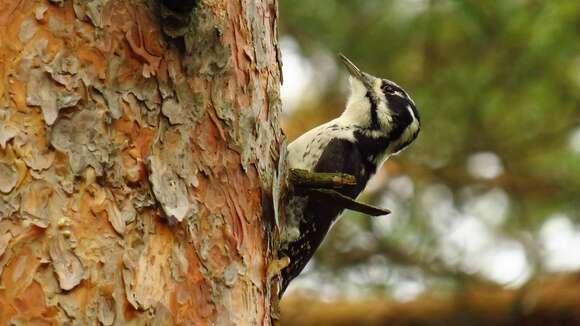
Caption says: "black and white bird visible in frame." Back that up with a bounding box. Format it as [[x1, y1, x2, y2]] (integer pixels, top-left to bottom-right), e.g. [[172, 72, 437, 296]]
[[279, 54, 421, 295]]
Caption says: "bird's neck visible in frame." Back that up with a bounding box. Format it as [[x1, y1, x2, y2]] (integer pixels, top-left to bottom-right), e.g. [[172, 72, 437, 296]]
[[352, 128, 392, 163], [340, 95, 373, 129]]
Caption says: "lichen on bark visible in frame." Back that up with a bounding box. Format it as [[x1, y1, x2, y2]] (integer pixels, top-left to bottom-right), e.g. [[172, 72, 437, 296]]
[[0, 0, 283, 324]]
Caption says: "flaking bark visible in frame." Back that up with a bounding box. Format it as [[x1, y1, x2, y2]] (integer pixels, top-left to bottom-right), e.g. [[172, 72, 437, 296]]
[[0, 0, 282, 324]]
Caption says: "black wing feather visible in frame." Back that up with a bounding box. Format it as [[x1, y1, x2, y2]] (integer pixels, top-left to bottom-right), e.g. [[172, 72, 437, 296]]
[[280, 138, 372, 295]]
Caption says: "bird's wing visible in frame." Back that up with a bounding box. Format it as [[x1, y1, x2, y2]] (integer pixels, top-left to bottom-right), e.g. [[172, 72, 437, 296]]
[[312, 138, 367, 198]]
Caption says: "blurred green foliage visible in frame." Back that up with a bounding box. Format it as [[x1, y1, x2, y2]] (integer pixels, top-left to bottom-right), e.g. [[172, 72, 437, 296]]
[[279, 0, 580, 297]]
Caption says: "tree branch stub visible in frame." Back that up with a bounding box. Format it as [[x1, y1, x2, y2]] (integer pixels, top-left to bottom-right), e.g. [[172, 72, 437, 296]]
[[288, 168, 391, 217]]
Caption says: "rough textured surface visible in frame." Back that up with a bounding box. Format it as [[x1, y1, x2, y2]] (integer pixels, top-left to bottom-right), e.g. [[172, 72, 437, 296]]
[[0, 0, 282, 324]]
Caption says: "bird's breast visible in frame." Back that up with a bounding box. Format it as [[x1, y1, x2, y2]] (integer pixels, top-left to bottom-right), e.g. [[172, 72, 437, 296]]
[[287, 123, 356, 171]]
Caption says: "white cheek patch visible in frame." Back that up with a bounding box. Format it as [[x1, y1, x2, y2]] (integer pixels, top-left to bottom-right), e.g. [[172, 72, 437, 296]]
[[376, 101, 393, 132], [406, 104, 419, 129], [372, 81, 395, 132]]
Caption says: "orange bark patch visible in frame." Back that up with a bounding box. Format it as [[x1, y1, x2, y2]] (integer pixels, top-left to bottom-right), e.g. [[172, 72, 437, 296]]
[[1, 246, 41, 300], [102, 1, 162, 78], [76, 47, 107, 80], [13, 281, 55, 321], [173, 244, 216, 324], [8, 80, 28, 110], [75, 181, 118, 239], [111, 116, 155, 182], [0, 0, 21, 27]]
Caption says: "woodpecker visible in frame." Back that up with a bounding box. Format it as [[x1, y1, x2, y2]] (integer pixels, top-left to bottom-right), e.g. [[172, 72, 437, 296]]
[[279, 54, 421, 295]]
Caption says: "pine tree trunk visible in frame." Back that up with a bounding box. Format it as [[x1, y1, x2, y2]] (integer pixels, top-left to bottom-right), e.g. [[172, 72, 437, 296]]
[[0, 0, 282, 324]]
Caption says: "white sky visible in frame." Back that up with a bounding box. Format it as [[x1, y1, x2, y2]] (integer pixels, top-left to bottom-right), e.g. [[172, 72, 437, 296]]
[[280, 37, 313, 114]]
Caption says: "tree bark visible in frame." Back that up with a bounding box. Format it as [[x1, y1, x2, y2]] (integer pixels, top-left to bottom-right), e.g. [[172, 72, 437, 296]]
[[0, 0, 282, 324]]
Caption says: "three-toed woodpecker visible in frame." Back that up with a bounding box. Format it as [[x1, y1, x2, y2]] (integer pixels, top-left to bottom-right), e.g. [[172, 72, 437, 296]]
[[279, 54, 421, 295]]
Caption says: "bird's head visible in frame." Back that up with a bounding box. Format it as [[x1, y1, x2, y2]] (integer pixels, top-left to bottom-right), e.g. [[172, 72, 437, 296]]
[[339, 54, 420, 153]]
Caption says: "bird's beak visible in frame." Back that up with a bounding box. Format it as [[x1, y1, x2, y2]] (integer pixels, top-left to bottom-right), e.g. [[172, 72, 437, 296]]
[[339, 54, 375, 90]]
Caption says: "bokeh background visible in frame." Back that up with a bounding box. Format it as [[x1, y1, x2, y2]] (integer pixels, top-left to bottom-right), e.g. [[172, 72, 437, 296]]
[[277, 1, 580, 325]]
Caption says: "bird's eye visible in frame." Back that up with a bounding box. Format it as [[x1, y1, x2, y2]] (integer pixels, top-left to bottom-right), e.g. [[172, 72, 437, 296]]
[[382, 84, 396, 94]]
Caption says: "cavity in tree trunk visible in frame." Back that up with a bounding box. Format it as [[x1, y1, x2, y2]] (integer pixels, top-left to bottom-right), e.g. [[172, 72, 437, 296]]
[[0, 0, 283, 324]]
